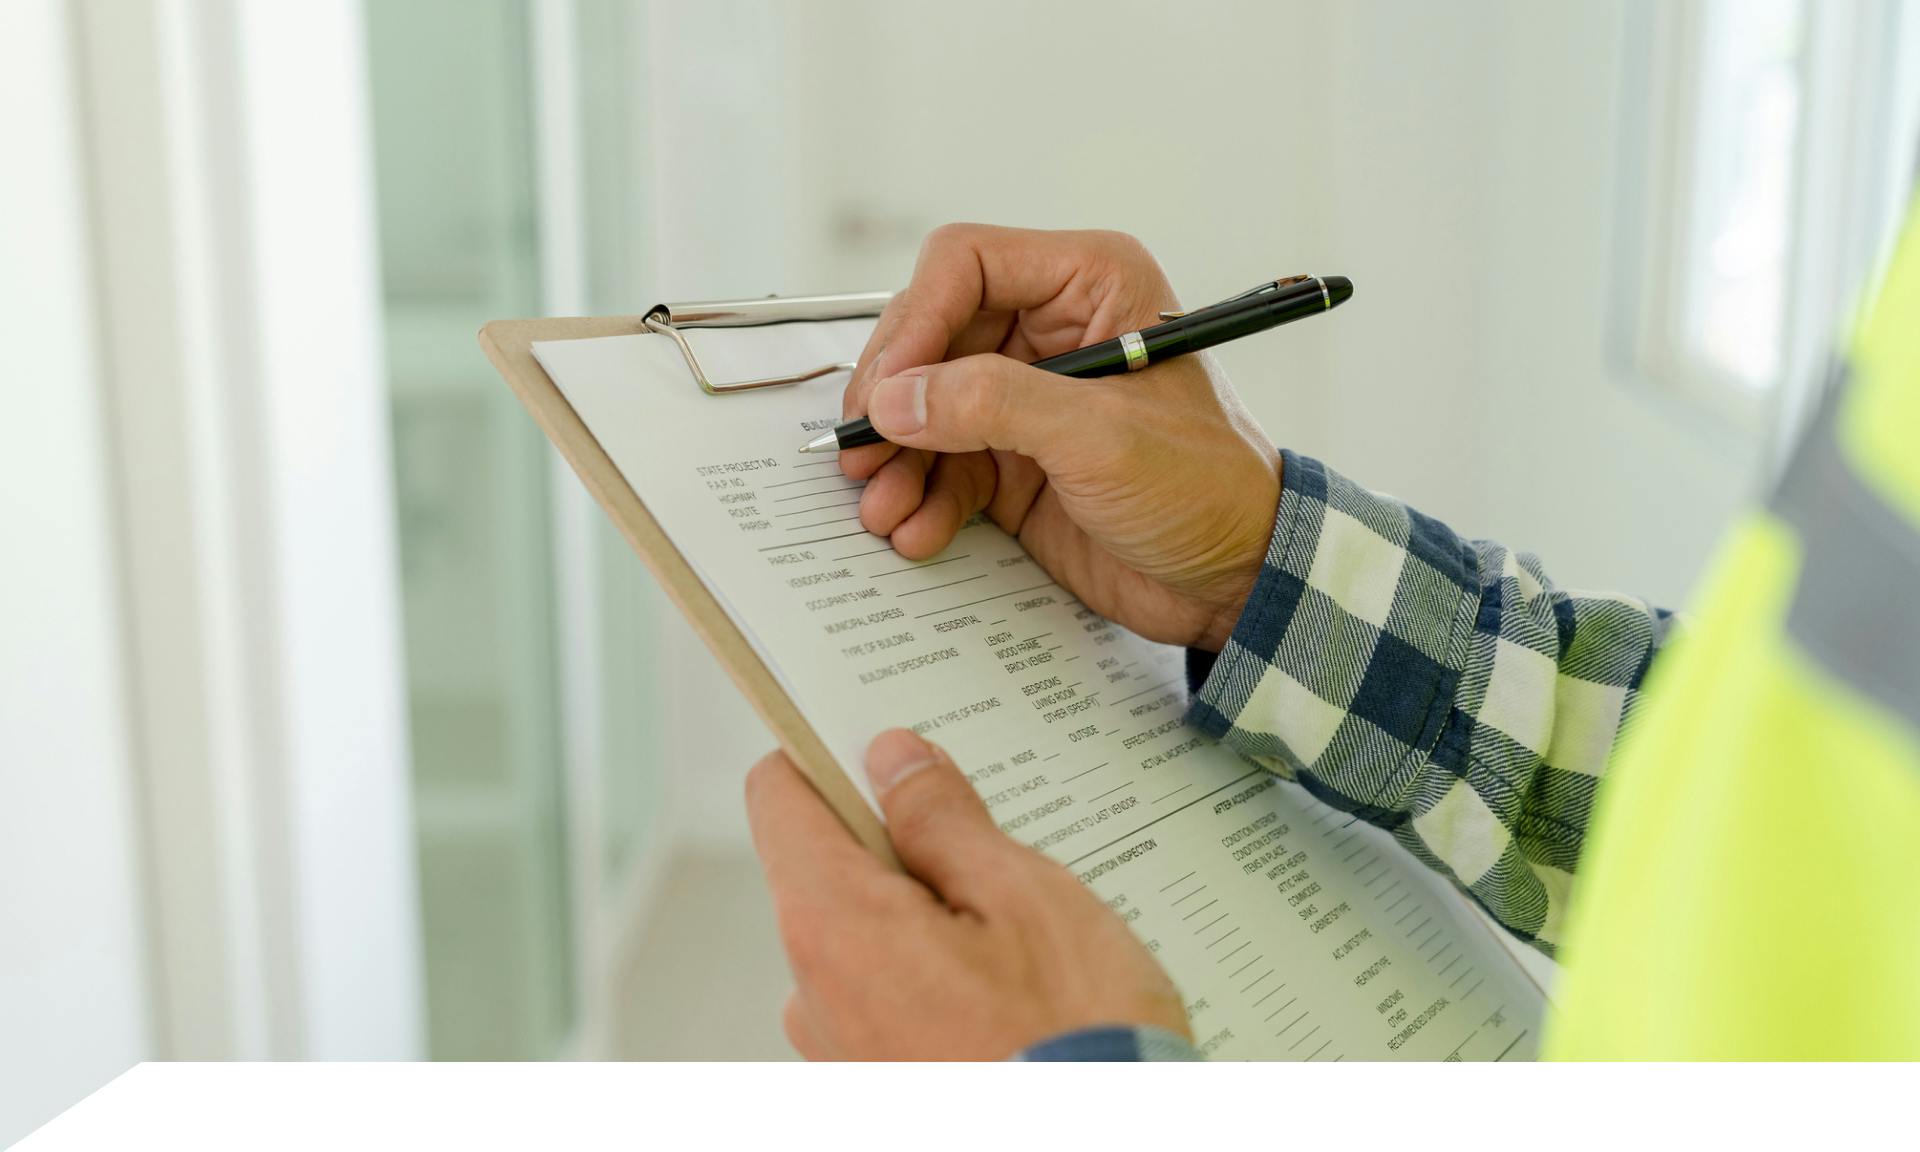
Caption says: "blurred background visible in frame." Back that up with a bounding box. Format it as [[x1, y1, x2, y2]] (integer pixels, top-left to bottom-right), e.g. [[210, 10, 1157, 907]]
[[4, 0, 1917, 1135]]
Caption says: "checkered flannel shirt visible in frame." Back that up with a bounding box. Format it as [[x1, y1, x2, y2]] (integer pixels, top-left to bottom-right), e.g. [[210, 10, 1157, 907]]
[[1023, 449, 1676, 1061]]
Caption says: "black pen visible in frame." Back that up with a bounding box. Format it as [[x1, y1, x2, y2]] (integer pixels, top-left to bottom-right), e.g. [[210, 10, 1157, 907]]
[[798, 273, 1352, 454]]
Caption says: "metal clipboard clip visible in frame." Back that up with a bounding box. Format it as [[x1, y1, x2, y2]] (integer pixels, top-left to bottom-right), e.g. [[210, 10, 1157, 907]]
[[644, 291, 894, 394]]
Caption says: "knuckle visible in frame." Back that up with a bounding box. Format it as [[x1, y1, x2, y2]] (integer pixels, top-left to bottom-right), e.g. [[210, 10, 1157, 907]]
[[948, 355, 1017, 439], [920, 221, 976, 259], [1086, 231, 1170, 306], [885, 770, 990, 856], [952, 452, 995, 518], [884, 770, 971, 850], [1090, 228, 1148, 258], [984, 368, 1022, 441], [1080, 229, 1154, 275], [885, 787, 945, 851]]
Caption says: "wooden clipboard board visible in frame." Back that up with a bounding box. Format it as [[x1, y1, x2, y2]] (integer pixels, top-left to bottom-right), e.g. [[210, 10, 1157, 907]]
[[478, 309, 898, 866]]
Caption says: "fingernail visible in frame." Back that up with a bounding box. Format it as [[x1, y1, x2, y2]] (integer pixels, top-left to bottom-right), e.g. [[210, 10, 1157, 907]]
[[866, 747, 939, 795], [868, 372, 927, 436]]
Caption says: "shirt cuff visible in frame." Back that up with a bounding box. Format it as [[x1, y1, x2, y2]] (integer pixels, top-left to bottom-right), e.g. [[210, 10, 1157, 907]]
[[1183, 449, 1479, 812], [1015, 1026, 1204, 1061]]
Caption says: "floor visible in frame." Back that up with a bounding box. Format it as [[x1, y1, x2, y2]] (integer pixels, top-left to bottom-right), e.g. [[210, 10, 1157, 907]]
[[615, 851, 798, 1061]]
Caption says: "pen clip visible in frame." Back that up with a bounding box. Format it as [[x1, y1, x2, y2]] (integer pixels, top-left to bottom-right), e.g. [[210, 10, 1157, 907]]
[[1158, 274, 1315, 321]]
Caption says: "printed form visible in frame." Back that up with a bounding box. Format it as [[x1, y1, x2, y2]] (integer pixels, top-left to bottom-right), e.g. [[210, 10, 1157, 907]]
[[534, 321, 1543, 1061]]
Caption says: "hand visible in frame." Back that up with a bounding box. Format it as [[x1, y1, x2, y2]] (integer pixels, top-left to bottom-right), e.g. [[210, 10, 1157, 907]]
[[842, 224, 1281, 651], [746, 728, 1190, 1060]]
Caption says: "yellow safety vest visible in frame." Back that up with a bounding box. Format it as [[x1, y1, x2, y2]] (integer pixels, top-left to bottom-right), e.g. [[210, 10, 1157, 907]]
[[1547, 200, 1920, 1059]]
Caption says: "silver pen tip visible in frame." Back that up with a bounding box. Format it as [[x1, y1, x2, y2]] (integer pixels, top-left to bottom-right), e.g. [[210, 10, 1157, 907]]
[[798, 430, 839, 454]]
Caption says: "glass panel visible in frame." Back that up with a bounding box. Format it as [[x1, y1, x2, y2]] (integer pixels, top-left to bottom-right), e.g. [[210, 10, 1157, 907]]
[[593, 526, 665, 880], [365, 0, 575, 1058], [575, 0, 668, 882], [1681, 0, 1806, 389]]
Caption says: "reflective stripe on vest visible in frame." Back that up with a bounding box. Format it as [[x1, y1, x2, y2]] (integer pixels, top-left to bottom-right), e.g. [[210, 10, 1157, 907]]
[[1769, 376, 1920, 734]]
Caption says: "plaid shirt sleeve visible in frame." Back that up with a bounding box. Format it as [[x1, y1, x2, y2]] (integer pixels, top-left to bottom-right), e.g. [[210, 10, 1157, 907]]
[[1185, 450, 1678, 956], [1013, 450, 1677, 1060]]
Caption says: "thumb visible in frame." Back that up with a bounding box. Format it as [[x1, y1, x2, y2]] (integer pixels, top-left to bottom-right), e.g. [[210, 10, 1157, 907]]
[[864, 728, 1015, 898], [865, 354, 1111, 467]]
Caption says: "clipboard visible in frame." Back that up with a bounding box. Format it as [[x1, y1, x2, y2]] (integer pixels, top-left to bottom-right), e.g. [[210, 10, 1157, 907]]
[[478, 293, 899, 865], [483, 295, 1555, 1045]]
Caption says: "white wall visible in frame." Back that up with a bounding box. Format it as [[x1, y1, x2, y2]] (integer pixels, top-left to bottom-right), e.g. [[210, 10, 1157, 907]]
[[775, 0, 1345, 447], [3, 8, 422, 1133], [774, 0, 1760, 606], [1309, 1, 1759, 600], [232, 0, 424, 1060], [0, 2, 152, 1141]]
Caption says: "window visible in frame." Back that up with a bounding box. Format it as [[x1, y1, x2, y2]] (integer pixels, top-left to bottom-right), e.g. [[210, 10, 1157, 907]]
[[367, 0, 576, 1059], [1617, 0, 1920, 442], [1679, 0, 1803, 391], [364, 0, 670, 1061]]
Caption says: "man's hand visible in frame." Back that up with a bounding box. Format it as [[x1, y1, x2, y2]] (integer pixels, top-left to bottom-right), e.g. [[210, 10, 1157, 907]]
[[746, 729, 1190, 1060], [842, 224, 1281, 652]]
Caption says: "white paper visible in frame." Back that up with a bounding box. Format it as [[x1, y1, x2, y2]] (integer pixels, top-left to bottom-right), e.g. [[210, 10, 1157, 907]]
[[534, 324, 1544, 1060]]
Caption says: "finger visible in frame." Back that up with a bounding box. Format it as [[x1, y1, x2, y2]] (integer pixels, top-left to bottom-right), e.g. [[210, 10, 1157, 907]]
[[947, 309, 1020, 359], [843, 227, 1166, 482], [837, 288, 918, 482], [847, 225, 1163, 418], [864, 728, 1017, 902], [844, 306, 903, 421], [745, 750, 881, 904], [849, 225, 1067, 404], [838, 309, 1018, 482], [838, 250, 1027, 482], [894, 223, 1159, 348], [865, 355, 1118, 471], [857, 448, 932, 537], [889, 450, 996, 560], [838, 346, 902, 481], [983, 450, 1049, 536], [837, 439, 901, 482], [848, 306, 1018, 422]]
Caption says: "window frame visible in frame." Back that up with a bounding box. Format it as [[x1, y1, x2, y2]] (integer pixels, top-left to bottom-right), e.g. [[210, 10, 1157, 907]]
[[1614, 0, 1919, 459]]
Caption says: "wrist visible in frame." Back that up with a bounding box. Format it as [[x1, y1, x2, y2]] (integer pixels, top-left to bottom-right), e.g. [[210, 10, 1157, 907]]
[[1194, 450, 1282, 653]]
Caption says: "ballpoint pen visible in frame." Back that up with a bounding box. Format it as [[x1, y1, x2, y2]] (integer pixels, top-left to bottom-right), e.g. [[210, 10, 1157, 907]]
[[798, 273, 1353, 454]]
